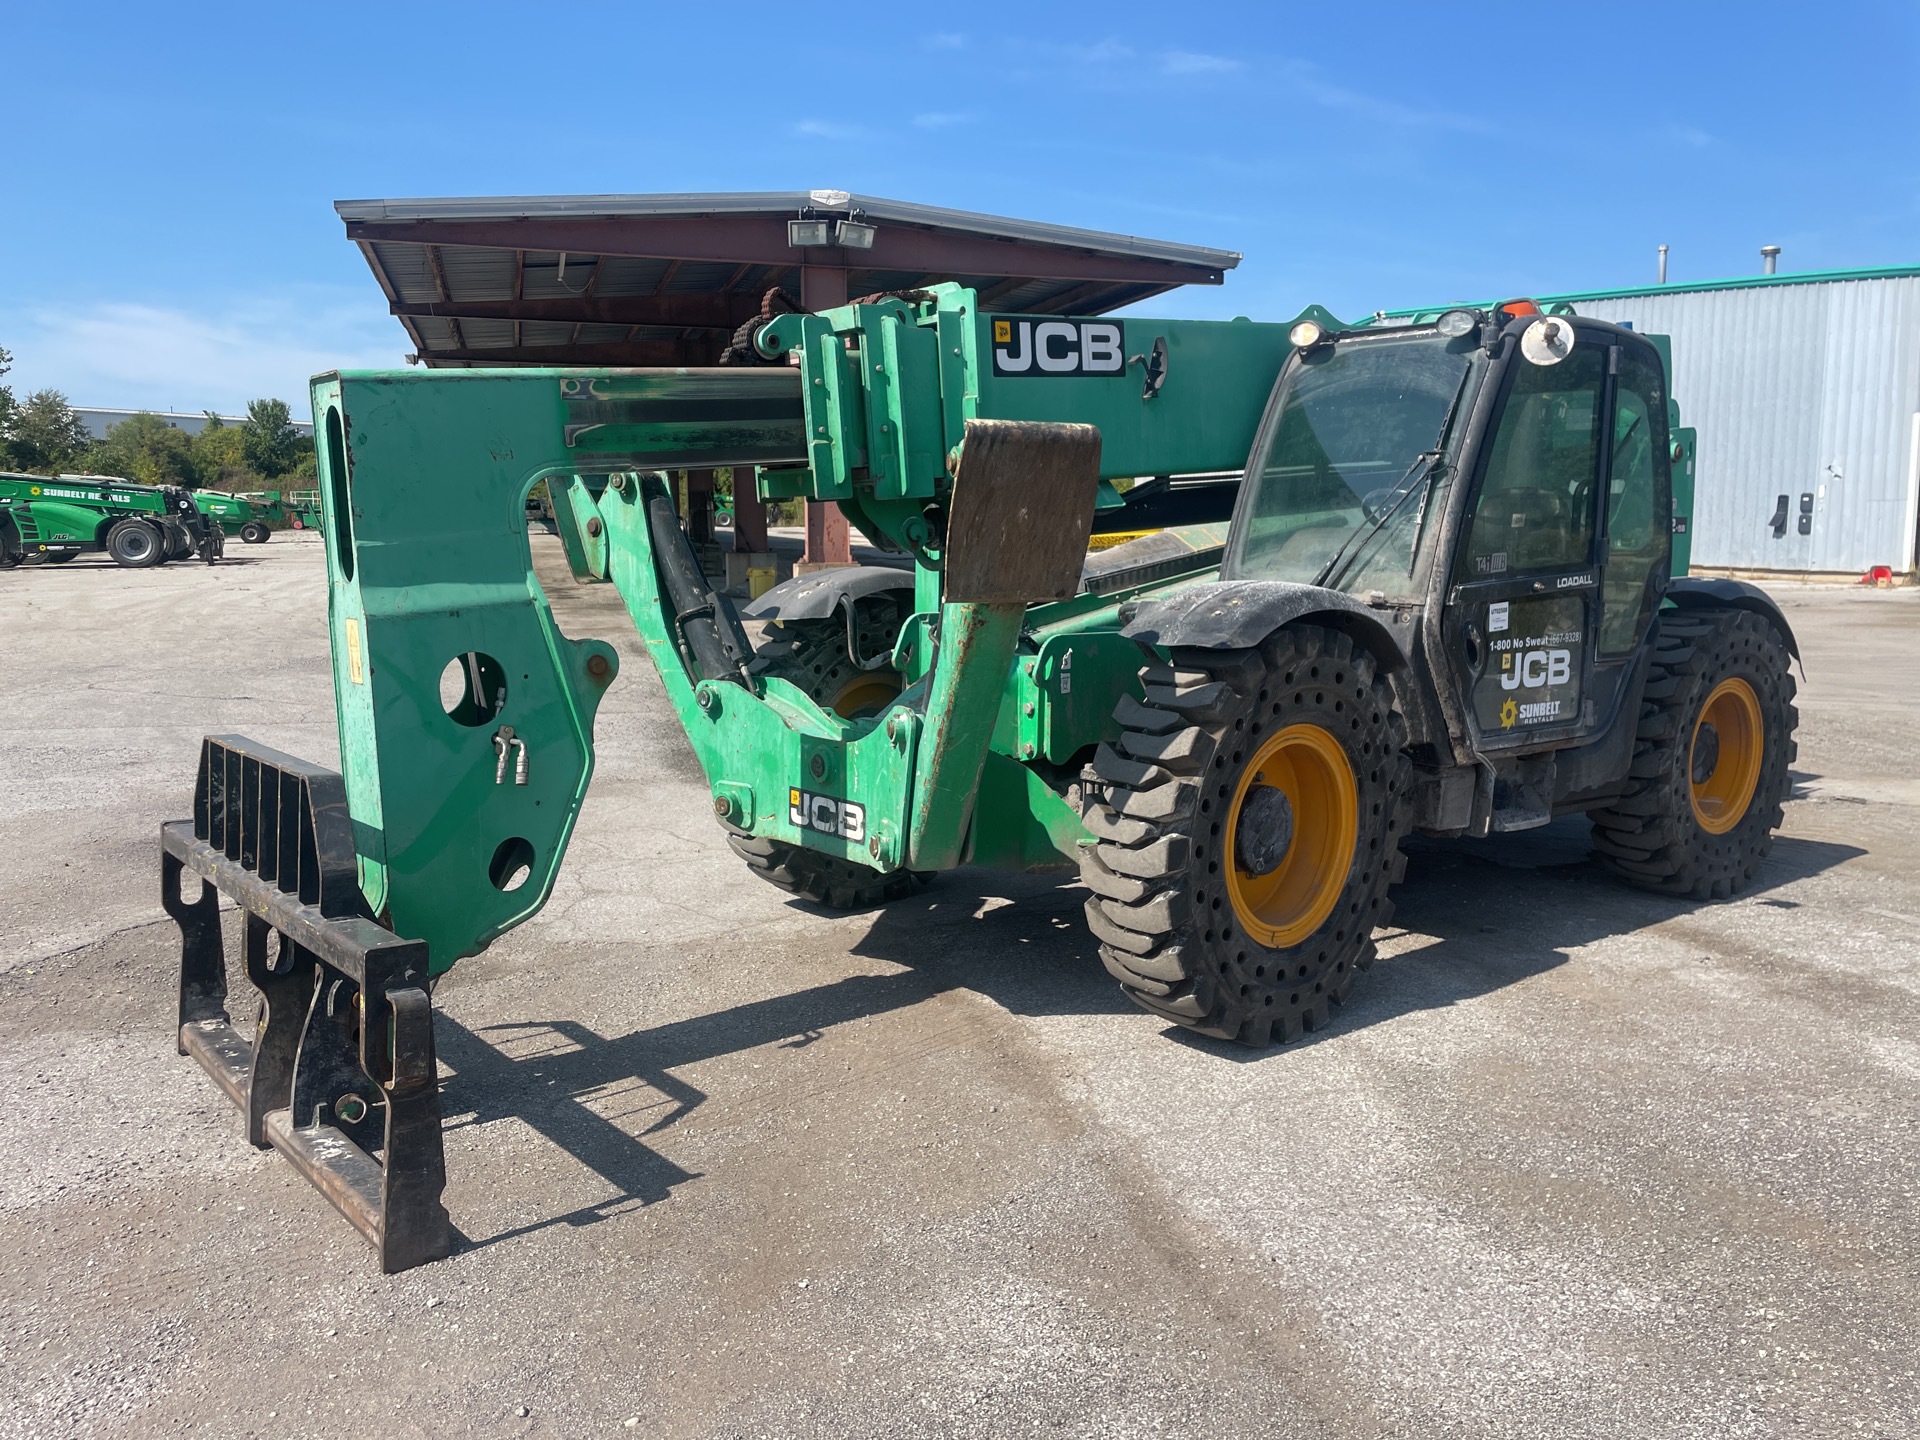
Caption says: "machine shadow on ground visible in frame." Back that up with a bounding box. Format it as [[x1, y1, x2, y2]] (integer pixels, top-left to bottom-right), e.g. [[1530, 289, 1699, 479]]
[[429, 815, 1861, 1249], [432, 964, 968, 1252]]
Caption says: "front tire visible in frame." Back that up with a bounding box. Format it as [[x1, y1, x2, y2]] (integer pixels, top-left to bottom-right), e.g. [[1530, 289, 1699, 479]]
[[1081, 625, 1411, 1046], [1589, 608, 1796, 898], [106, 518, 165, 569]]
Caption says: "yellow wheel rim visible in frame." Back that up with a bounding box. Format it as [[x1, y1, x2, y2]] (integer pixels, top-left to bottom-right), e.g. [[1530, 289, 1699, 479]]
[[828, 671, 902, 720], [1689, 677, 1764, 835], [1225, 724, 1359, 949]]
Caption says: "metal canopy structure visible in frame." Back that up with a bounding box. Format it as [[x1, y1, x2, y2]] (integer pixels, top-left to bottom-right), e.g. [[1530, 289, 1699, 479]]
[[338, 190, 1241, 368]]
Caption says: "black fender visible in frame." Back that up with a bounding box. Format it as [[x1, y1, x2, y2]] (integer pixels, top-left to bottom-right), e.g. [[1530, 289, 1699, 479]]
[[1120, 580, 1410, 674], [1665, 577, 1799, 658], [741, 564, 915, 622]]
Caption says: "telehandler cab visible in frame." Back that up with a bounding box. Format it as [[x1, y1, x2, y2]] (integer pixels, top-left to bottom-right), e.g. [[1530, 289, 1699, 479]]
[[159, 286, 1797, 1269]]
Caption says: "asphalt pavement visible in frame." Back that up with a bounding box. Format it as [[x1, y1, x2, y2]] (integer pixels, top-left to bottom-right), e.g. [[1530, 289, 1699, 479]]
[[2, 533, 1915, 1438]]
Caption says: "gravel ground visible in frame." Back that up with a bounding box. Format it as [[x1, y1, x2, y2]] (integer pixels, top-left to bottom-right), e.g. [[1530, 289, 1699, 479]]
[[1, 534, 1915, 1438]]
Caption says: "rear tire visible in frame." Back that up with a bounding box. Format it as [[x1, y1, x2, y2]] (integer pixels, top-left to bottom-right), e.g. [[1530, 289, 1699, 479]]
[[106, 518, 165, 569], [240, 521, 271, 544], [1080, 625, 1411, 1046], [1589, 608, 1796, 899], [728, 611, 927, 909]]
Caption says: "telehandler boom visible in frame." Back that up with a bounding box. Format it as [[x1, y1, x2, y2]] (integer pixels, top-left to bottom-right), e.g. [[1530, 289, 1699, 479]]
[[159, 286, 1796, 1269]]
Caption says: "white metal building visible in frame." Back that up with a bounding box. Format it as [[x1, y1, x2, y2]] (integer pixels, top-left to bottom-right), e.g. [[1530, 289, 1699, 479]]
[[1564, 268, 1920, 577], [73, 407, 314, 441]]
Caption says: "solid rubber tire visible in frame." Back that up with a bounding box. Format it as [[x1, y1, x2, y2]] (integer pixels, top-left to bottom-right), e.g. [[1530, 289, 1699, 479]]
[[1588, 608, 1797, 899], [1080, 625, 1411, 1047]]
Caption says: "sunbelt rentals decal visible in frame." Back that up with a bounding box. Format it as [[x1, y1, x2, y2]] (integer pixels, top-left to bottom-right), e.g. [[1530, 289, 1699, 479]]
[[1476, 596, 1584, 733]]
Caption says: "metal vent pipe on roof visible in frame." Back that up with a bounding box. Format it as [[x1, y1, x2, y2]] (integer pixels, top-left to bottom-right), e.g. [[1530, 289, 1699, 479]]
[[1761, 245, 1781, 275], [1658, 244, 1669, 285]]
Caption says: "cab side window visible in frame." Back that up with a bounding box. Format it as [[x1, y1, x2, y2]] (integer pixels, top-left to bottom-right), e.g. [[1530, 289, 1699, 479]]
[[1463, 345, 1605, 578], [1599, 350, 1671, 654]]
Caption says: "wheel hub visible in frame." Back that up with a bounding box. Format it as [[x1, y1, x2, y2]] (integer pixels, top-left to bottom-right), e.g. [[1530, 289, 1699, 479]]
[[1691, 723, 1721, 784], [1689, 677, 1764, 834], [1234, 785, 1295, 876], [1224, 724, 1358, 950]]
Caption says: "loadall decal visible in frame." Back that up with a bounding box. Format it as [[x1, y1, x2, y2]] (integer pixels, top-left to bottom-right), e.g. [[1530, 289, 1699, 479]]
[[1474, 594, 1584, 733], [991, 318, 1126, 377]]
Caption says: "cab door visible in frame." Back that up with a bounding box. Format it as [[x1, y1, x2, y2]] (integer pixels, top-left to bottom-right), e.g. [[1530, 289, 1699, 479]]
[[1443, 330, 1613, 752]]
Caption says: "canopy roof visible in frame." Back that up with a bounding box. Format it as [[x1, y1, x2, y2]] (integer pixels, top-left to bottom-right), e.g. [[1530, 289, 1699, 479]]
[[338, 190, 1240, 367]]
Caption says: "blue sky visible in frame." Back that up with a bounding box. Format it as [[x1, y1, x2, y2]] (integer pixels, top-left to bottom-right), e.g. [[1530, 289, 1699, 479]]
[[4, 1, 1914, 415]]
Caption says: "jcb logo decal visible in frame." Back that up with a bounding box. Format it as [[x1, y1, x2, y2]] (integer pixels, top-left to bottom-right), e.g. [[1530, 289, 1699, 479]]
[[991, 317, 1125, 377], [1500, 648, 1572, 690], [789, 788, 866, 842]]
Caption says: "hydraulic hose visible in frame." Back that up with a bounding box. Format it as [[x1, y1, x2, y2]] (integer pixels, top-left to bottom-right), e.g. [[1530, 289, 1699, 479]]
[[640, 474, 753, 685]]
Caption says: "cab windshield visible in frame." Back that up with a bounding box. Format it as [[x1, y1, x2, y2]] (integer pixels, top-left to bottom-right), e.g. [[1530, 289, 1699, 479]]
[[1224, 330, 1478, 594]]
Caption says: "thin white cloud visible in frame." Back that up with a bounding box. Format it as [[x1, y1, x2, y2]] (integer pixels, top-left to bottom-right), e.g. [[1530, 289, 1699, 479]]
[[1286, 65, 1493, 135], [1663, 123, 1715, 149], [792, 118, 866, 140], [1164, 50, 1241, 75], [913, 111, 976, 129], [925, 31, 967, 49], [1, 294, 402, 418]]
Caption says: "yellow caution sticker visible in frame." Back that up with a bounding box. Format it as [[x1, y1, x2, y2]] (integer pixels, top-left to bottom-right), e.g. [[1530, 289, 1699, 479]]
[[345, 618, 365, 685]]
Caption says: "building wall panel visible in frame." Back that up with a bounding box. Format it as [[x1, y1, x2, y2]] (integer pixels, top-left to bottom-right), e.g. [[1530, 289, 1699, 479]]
[[1574, 277, 1920, 574]]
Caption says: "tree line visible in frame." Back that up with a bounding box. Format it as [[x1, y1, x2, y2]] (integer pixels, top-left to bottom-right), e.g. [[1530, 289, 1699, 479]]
[[0, 344, 315, 490]]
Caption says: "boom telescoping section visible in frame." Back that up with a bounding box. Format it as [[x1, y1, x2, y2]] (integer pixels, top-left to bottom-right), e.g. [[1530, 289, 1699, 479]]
[[157, 284, 1298, 1265]]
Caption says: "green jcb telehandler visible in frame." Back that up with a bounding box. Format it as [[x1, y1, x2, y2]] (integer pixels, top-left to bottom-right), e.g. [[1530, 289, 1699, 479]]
[[1, 472, 225, 567], [158, 286, 1797, 1270]]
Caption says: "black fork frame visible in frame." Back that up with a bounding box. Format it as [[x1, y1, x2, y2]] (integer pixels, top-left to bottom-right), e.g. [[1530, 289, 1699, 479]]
[[160, 735, 451, 1272]]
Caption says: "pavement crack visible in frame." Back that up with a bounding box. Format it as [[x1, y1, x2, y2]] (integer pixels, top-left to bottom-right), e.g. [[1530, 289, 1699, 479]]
[[8, 916, 177, 974]]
